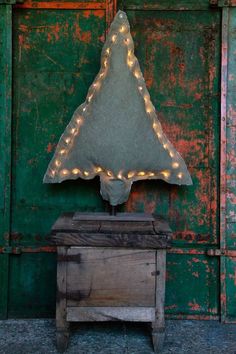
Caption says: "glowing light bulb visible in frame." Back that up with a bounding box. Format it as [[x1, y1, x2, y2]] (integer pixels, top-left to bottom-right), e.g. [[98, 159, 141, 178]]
[[149, 172, 155, 177], [138, 171, 145, 176], [59, 149, 66, 155], [71, 128, 76, 134], [128, 171, 135, 178], [55, 160, 61, 167], [100, 72, 104, 78], [172, 162, 179, 169], [169, 151, 174, 158], [112, 35, 117, 42], [119, 26, 126, 33], [106, 48, 110, 54], [178, 172, 183, 179], [146, 106, 152, 114], [84, 171, 89, 176], [72, 168, 80, 175], [157, 132, 162, 138], [128, 60, 134, 67], [95, 167, 102, 173], [104, 59, 108, 67], [88, 95, 93, 102], [134, 70, 141, 79], [124, 38, 130, 45], [161, 170, 170, 178], [117, 172, 122, 179], [76, 117, 83, 125], [51, 170, 55, 177], [138, 86, 143, 91], [119, 13, 124, 19], [65, 137, 71, 144], [163, 143, 168, 149], [83, 106, 86, 112], [107, 171, 112, 177], [61, 169, 69, 176]]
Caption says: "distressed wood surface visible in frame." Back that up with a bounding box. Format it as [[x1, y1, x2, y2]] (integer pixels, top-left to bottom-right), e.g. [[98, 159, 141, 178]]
[[67, 306, 155, 322], [56, 247, 70, 352], [66, 248, 156, 307], [50, 213, 172, 249]]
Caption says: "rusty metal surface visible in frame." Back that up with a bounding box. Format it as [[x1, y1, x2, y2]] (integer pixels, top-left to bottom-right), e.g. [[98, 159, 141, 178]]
[[1, 0, 236, 321]]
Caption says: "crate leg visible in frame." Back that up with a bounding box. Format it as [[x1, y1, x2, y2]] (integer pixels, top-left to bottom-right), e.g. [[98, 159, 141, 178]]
[[56, 247, 70, 352], [152, 250, 166, 353]]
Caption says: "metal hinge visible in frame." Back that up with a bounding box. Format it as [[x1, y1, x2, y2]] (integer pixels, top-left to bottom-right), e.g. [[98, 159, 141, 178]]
[[2, 246, 22, 254]]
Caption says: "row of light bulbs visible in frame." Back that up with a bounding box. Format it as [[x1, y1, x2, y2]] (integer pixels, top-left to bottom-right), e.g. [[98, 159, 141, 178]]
[[49, 15, 183, 182]]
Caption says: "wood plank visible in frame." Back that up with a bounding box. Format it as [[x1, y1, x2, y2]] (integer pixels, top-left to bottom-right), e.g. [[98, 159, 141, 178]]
[[67, 306, 155, 322], [51, 232, 171, 248], [66, 248, 156, 307], [73, 212, 154, 222], [56, 247, 69, 331]]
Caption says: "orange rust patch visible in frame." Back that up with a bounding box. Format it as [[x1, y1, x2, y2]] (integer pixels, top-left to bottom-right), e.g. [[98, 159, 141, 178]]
[[192, 272, 199, 278], [93, 10, 104, 19], [74, 23, 91, 43], [46, 142, 55, 153], [19, 34, 31, 50], [188, 302, 201, 311]]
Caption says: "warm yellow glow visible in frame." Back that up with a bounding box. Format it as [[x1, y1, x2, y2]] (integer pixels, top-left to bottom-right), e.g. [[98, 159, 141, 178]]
[[95, 167, 102, 173], [55, 160, 61, 167], [138, 171, 145, 176], [128, 171, 135, 178], [146, 106, 152, 114], [61, 169, 69, 176], [106, 48, 110, 54], [100, 72, 104, 78], [107, 170, 113, 177], [144, 95, 149, 102], [112, 35, 117, 42], [163, 143, 168, 149], [149, 172, 155, 177], [51, 170, 55, 177], [104, 59, 108, 67], [84, 171, 89, 176], [178, 172, 183, 179], [88, 95, 93, 102], [71, 128, 76, 134], [65, 138, 71, 144], [83, 107, 86, 112], [59, 149, 66, 155], [169, 151, 174, 158], [161, 170, 170, 179], [72, 168, 80, 175], [117, 172, 123, 179], [128, 59, 134, 67], [172, 162, 179, 169], [119, 26, 126, 33], [157, 132, 162, 138], [76, 117, 83, 125], [134, 70, 141, 79], [124, 38, 130, 44], [138, 86, 143, 91]]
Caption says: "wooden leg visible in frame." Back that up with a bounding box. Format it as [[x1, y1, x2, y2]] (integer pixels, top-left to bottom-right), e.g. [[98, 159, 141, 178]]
[[56, 329, 70, 353], [152, 324, 165, 353], [56, 247, 70, 352], [152, 250, 166, 353]]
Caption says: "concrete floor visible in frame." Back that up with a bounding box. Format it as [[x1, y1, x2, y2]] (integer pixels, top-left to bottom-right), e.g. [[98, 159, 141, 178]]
[[0, 319, 236, 354]]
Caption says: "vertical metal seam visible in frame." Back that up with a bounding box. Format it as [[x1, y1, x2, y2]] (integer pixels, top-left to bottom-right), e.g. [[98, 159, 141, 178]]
[[220, 6, 229, 322]]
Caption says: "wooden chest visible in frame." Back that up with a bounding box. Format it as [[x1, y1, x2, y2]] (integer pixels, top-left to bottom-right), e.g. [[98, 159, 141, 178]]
[[51, 213, 172, 353]]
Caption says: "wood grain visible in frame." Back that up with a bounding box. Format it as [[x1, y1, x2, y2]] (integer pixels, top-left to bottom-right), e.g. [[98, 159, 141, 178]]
[[67, 306, 155, 322], [66, 248, 156, 307]]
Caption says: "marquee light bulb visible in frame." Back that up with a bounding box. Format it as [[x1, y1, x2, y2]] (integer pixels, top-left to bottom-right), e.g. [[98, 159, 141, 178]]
[[119, 26, 126, 33], [124, 38, 130, 44], [161, 170, 170, 178], [149, 172, 155, 177], [128, 171, 135, 178], [95, 167, 102, 173], [65, 138, 71, 144], [72, 168, 80, 175], [169, 151, 174, 158], [138, 171, 145, 176], [107, 171, 112, 177], [84, 171, 89, 176], [172, 162, 179, 169], [178, 172, 183, 179], [106, 48, 110, 54], [59, 149, 66, 155], [112, 35, 117, 42], [55, 160, 61, 167], [61, 169, 68, 176], [71, 128, 76, 134], [138, 86, 143, 91], [83, 107, 86, 112], [134, 70, 141, 78], [117, 172, 122, 179]]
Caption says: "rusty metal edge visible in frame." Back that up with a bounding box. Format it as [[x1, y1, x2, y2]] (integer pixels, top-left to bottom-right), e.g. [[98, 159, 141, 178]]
[[165, 314, 219, 320], [14, 1, 106, 9], [106, 0, 116, 34], [220, 7, 229, 323]]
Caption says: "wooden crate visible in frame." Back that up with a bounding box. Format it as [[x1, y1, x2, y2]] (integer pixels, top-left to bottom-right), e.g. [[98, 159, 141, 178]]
[[51, 213, 172, 353]]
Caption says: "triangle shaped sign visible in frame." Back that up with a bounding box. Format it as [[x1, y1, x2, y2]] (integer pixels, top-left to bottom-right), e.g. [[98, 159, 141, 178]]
[[44, 10, 192, 206]]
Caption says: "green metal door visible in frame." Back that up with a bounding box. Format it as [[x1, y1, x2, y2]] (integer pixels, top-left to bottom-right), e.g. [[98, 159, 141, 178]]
[[0, 0, 234, 321]]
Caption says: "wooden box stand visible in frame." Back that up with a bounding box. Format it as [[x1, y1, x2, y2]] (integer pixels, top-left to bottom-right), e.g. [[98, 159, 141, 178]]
[[51, 213, 172, 353]]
